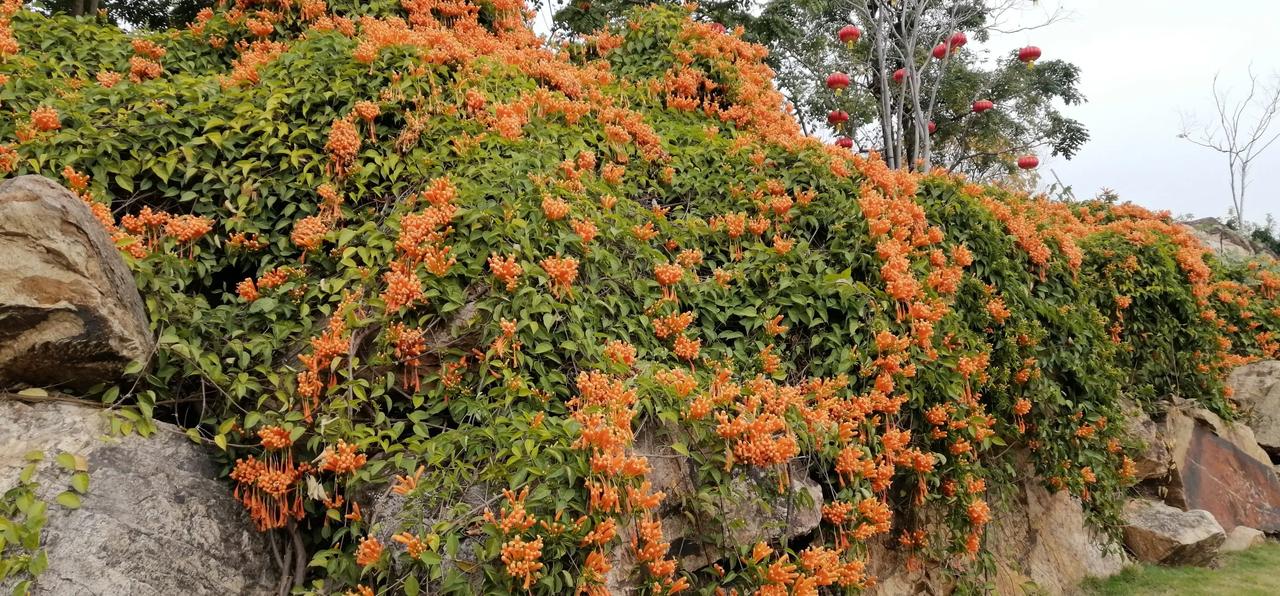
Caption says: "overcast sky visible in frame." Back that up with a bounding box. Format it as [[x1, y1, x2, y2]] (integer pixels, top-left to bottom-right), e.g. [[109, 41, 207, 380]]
[[983, 0, 1280, 224]]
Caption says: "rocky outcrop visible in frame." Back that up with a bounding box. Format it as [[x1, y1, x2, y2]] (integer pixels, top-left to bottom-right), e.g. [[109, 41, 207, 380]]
[[1229, 360, 1280, 457], [1121, 499, 1224, 566], [0, 397, 276, 595], [1119, 399, 1172, 481], [629, 425, 823, 571], [1183, 217, 1275, 260], [1220, 525, 1266, 553], [0, 176, 153, 389], [870, 452, 1127, 596], [1162, 403, 1280, 532]]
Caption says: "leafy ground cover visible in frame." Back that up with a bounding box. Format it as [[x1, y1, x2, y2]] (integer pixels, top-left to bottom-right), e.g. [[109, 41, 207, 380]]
[[2, 1, 1279, 594]]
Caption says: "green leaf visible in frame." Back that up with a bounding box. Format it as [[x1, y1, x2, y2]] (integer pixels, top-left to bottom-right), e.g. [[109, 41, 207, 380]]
[[71, 472, 90, 494], [55, 452, 77, 472], [55, 491, 82, 509]]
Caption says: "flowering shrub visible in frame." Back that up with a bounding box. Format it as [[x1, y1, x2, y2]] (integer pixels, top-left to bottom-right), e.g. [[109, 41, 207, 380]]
[[2, 1, 1279, 594]]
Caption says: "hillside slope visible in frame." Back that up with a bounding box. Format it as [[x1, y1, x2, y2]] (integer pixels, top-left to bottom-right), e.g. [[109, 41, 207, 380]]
[[2, 0, 1279, 593]]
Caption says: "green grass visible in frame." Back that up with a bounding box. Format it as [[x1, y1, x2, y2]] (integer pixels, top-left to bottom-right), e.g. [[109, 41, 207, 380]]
[[1082, 542, 1280, 595]]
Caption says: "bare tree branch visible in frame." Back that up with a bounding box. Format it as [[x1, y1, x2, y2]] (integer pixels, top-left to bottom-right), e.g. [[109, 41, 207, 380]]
[[1180, 69, 1280, 227]]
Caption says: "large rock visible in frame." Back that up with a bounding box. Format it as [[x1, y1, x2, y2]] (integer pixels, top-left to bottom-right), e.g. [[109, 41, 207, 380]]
[[631, 425, 822, 571], [870, 452, 1127, 596], [1163, 403, 1280, 532], [1220, 525, 1266, 553], [0, 175, 152, 389], [1119, 399, 1172, 481], [0, 397, 276, 595], [1229, 360, 1280, 456], [1122, 499, 1224, 566], [602, 426, 823, 590], [1183, 217, 1274, 260]]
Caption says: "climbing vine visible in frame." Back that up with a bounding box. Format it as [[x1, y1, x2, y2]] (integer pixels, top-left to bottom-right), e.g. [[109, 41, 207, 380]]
[[1, 0, 1278, 594]]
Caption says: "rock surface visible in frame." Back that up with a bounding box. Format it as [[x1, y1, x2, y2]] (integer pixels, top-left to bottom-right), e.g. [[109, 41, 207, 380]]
[[871, 452, 1127, 595], [0, 175, 153, 390], [601, 426, 823, 590], [0, 397, 276, 595], [1220, 525, 1266, 553], [1229, 360, 1280, 456], [1122, 499, 1224, 566], [1163, 404, 1280, 532], [1120, 399, 1172, 481], [1183, 217, 1274, 260]]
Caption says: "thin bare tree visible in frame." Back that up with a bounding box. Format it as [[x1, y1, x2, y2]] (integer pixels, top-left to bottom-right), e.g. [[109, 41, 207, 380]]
[[1180, 69, 1280, 229]]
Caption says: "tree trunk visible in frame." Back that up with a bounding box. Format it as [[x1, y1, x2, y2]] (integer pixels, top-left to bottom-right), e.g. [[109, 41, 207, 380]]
[[72, 0, 86, 17], [88, 0, 100, 15]]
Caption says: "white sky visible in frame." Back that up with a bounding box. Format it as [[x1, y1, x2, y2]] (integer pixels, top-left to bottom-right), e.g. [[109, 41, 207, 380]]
[[530, 1, 1280, 225], [983, 0, 1280, 223]]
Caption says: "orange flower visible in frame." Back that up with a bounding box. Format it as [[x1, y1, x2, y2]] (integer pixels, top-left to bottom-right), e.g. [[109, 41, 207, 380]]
[[30, 106, 61, 132], [319, 440, 367, 475], [489, 253, 522, 290], [355, 535, 383, 567], [541, 255, 579, 299]]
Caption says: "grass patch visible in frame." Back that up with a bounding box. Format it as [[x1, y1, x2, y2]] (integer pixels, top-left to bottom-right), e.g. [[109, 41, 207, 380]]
[[1082, 542, 1280, 595]]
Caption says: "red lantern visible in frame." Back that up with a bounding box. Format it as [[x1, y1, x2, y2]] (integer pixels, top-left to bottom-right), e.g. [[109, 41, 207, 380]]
[[838, 25, 861, 47], [836, 137, 854, 149], [932, 43, 950, 60], [928, 121, 937, 134], [1017, 155, 1039, 170], [1018, 46, 1042, 67], [827, 110, 850, 126], [893, 68, 906, 84], [972, 100, 994, 114], [949, 32, 968, 49], [826, 72, 850, 93]]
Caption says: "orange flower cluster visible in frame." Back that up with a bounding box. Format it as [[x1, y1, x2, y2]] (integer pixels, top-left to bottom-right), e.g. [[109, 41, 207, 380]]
[[489, 253, 522, 290], [296, 295, 355, 420], [319, 440, 368, 475], [354, 535, 383, 568], [30, 106, 61, 132], [388, 322, 426, 391], [540, 255, 579, 299], [230, 427, 305, 531], [325, 117, 361, 177]]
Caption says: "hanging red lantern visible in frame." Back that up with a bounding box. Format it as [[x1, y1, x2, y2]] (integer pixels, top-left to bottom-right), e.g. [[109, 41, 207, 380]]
[[836, 137, 854, 149], [949, 32, 968, 49], [838, 25, 861, 47], [972, 100, 994, 114], [1017, 155, 1039, 170], [932, 43, 950, 60], [928, 121, 937, 134], [1018, 46, 1042, 68], [827, 110, 850, 126], [893, 68, 906, 84], [826, 72, 850, 94]]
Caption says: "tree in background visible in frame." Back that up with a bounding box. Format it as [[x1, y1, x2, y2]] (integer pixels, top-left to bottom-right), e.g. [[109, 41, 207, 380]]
[[1180, 69, 1280, 229], [831, 0, 1086, 174], [551, 0, 1087, 180], [30, 0, 212, 29]]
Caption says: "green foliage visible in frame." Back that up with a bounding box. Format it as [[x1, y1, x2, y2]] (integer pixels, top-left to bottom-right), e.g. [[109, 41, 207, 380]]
[[2, 2, 1278, 594]]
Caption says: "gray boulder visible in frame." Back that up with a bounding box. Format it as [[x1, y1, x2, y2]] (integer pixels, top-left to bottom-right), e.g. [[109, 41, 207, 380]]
[[0, 397, 276, 595], [1121, 499, 1224, 566], [1228, 360, 1280, 456]]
